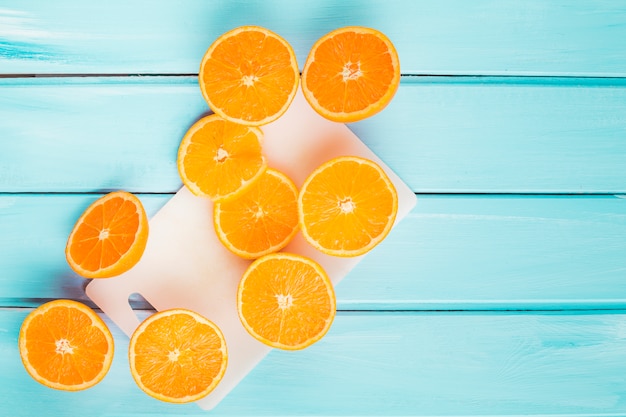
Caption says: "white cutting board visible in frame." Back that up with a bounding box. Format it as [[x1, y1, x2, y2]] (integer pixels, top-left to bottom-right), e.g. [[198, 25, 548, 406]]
[[86, 88, 417, 410]]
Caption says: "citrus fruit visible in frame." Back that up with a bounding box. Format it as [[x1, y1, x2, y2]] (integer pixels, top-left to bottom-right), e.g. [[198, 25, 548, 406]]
[[129, 309, 228, 403], [214, 168, 299, 259], [199, 25, 300, 126], [237, 253, 336, 350], [18, 299, 114, 391], [298, 156, 398, 257], [301, 26, 400, 122], [177, 114, 267, 201], [65, 191, 149, 278]]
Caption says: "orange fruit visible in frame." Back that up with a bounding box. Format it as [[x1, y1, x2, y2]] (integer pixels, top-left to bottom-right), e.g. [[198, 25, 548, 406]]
[[177, 114, 267, 201], [129, 309, 228, 403], [298, 156, 398, 257], [65, 191, 149, 278], [301, 26, 400, 122], [18, 299, 114, 391], [214, 168, 299, 259], [237, 253, 336, 350], [199, 25, 300, 126]]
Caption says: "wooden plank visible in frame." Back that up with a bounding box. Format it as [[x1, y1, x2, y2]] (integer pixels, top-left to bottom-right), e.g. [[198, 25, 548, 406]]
[[0, 77, 200, 193], [1, 0, 626, 76], [3, 308, 626, 416], [0, 194, 168, 306], [1, 76, 625, 193], [1, 194, 624, 309], [357, 77, 626, 194]]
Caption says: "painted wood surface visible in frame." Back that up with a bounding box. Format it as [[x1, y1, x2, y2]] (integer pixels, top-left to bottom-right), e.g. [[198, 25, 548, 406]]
[[1, 0, 626, 76], [3, 309, 626, 416], [2, 0, 626, 415], [2, 76, 625, 194], [1, 194, 624, 310]]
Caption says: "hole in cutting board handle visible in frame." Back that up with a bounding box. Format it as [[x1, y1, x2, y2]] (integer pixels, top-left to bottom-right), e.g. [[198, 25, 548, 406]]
[[84, 281, 148, 337], [126, 293, 159, 335], [129, 292, 157, 311]]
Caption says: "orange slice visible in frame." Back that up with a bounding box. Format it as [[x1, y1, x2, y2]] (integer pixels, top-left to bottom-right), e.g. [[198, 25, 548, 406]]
[[199, 25, 300, 126], [237, 253, 336, 350], [298, 156, 398, 257], [214, 168, 299, 259], [65, 191, 149, 278], [302, 26, 400, 122], [19, 299, 114, 391], [129, 309, 228, 403], [177, 114, 267, 201]]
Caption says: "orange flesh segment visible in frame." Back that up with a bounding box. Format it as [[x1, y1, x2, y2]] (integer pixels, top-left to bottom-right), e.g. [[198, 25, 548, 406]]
[[299, 157, 398, 256], [306, 31, 396, 113], [238, 254, 336, 350], [69, 196, 139, 271], [178, 115, 266, 201], [128, 309, 228, 403], [132, 313, 226, 400], [302, 26, 400, 122], [200, 26, 299, 125], [19, 300, 114, 391], [24, 306, 109, 385], [215, 169, 298, 258]]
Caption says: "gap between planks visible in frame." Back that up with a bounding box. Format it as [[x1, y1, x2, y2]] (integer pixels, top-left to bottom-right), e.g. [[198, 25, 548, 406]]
[[2, 73, 626, 87], [0, 192, 624, 196], [5, 300, 626, 314]]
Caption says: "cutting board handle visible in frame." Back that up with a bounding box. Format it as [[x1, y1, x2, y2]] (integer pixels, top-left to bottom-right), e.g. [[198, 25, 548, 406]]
[[86, 283, 141, 337]]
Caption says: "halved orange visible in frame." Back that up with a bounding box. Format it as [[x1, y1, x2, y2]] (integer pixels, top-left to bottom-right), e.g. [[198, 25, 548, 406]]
[[214, 168, 299, 259], [129, 309, 228, 403], [19, 299, 114, 391], [302, 26, 400, 122], [298, 156, 398, 257], [199, 26, 300, 126], [177, 114, 267, 201], [66, 191, 149, 278], [237, 253, 336, 350]]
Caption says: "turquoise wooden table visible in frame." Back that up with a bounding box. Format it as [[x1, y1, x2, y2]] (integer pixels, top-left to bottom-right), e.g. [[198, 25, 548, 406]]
[[2, 1, 626, 416]]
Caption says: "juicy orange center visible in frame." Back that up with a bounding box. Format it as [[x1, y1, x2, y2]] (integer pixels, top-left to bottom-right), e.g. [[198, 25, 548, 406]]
[[215, 146, 229, 163], [339, 197, 356, 213], [276, 293, 294, 309], [341, 61, 362, 81], [167, 348, 181, 362], [55, 339, 75, 355], [241, 74, 259, 87]]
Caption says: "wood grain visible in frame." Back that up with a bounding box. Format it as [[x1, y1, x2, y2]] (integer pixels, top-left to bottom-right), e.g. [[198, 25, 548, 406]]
[[2, 2, 626, 415], [3, 308, 626, 416], [1, 76, 625, 193], [1, 194, 624, 309], [1, 0, 625, 76]]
